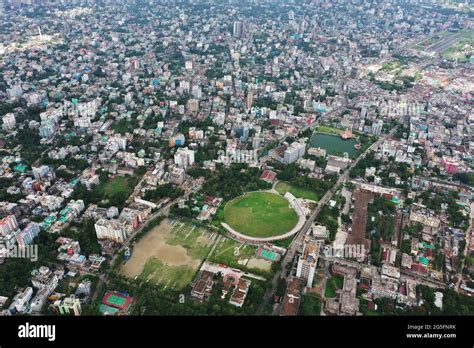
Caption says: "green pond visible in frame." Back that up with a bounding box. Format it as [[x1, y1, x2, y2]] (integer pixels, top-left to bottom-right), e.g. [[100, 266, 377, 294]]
[[310, 133, 359, 158]]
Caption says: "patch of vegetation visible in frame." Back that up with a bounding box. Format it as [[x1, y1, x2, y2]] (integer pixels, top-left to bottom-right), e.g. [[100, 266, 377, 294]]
[[224, 192, 298, 238]]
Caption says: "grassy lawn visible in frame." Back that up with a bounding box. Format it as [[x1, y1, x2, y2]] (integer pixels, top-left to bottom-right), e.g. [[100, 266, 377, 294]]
[[324, 275, 344, 298], [315, 125, 344, 135], [166, 221, 216, 260], [93, 176, 138, 208], [208, 237, 257, 269], [130, 220, 218, 290], [140, 257, 197, 290], [275, 181, 320, 201], [381, 60, 403, 73], [301, 293, 321, 316], [103, 176, 131, 195], [211, 203, 225, 227], [223, 192, 298, 238], [442, 35, 473, 62]]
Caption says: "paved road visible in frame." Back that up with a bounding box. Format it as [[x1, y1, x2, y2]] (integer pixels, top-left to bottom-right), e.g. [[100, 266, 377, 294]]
[[259, 126, 397, 314]]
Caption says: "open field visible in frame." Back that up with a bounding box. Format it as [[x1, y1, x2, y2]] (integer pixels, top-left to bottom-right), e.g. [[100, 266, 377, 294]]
[[102, 176, 132, 195], [166, 220, 217, 260], [140, 258, 198, 290], [246, 258, 272, 271], [413, 29, 473, 56], [441, 31, 474, 62], [92, 175, 139, 207], [121, 219, 216, 290], [275, 181, 320, 201], [413, 30, 454, 50], [208, 237, 257, 269], [223, 192, 298, 238], [381, 60, 404, 73], [325, 275, 344, 298], [314, 125, 344, 135], [208, 236, 273, 273]]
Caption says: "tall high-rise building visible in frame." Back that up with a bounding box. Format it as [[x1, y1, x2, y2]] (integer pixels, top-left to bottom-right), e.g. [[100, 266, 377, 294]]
[[2, 113, 15, 130], [296, 236, 320, 288], [246, 92, 253, 109], [0, 215, 19, 236], [284, 140, 306, 164], [372, 120, 383, 135], [57, 295, 82, 316], [174, 147, 195, 171], [15, 222, 40, 247], [191, 85, 202, 99], [233, 21, 243, 38], [32, 165, 55, 181], [94, 219, 127, 244]]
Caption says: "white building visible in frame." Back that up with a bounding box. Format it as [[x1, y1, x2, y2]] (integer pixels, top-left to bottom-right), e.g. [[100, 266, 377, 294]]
[[312, 225, 328, 239], [113, 136, 127, 150], [297, 158, 315, 171], [0, 215, 19, 236], [32, 165, 55, 181], [233, 21, 243, 37], [15, 222, 40, 246], [169, 165, 185, 185], [296, 236, 320, 288], [10, 287, 33, 313], [55, 295, 82, 315], [372, 120, 383, 135], [174, 147, 195, 171], [284, 140, 306, 164], [94, 218, 127, 243], [2, 113, 16, 131]]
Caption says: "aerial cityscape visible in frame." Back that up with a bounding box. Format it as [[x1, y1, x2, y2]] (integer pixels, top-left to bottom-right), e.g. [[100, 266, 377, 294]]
[[0, 0, 473, 324]]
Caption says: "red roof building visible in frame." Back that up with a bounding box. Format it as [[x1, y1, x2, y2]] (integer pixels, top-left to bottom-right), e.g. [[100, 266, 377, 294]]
[[260, 170, 277, 183]]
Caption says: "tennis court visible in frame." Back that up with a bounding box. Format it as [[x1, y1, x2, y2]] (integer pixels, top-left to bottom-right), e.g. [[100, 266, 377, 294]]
[[106, 294, 126, 307], [257, 248, 279, 261], [101, 291, 134, 312]]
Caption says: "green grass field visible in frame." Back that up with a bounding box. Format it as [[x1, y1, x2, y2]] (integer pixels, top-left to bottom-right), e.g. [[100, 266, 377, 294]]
[[93, 176, 138, 207], [135, 220, 218, 290], [208, 237, 257, 269], [166, 221, 216, 260], [325, 275, 344, 298], [275, 181, 320, 201], [103, 176, 131, 195], [223, 192, 298, 238], [140, 257, 198, 290], [314, 125, 344, 135], [441, 32, 474, 62], [381, 60, 403, 73]]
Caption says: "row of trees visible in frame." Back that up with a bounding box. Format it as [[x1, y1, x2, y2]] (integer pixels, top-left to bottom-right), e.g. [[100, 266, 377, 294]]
[[201, 163, 271, 201], [0, 231, 59, 297], [103, 271, 273, 315], [143, 183, 183, 202], [61, 219, 101, 256], [366, 197, 397, 266], [276, 162, 336, 198]]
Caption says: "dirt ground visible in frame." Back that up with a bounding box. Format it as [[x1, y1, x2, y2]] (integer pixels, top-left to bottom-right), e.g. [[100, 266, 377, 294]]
[[121, 219, 200, 278], [246, 257, 272, 271]]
